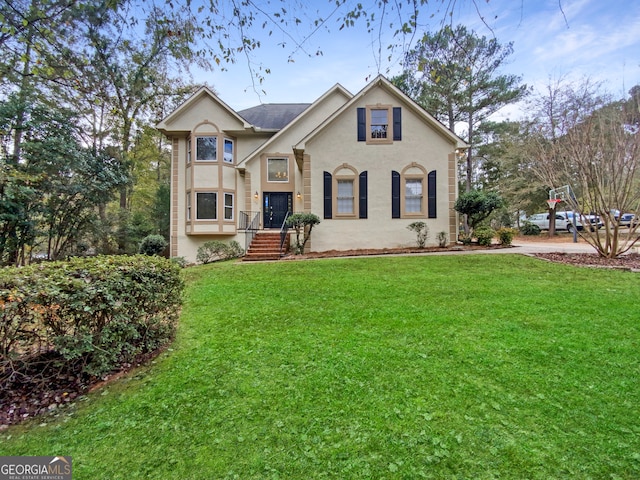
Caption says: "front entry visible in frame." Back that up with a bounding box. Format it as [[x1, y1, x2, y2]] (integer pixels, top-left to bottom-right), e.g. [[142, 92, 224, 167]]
[[263, 192, 293, 228]]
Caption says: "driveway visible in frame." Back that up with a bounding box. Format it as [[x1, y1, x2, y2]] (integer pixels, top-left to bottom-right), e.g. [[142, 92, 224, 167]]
[[511, 237, 597, 255]]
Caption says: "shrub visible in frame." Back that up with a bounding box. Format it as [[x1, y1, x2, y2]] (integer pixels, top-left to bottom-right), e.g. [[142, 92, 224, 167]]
[[227, 241, 245, 258], [437, 231, 448, 248], [458, 233, 472, 245], [520, 221, 541, 236], [474, 226, 495, 246], [407, 222, 429, 248], [496, 227, 517, 246], [454, 190, 504, 230], [139, 234, 168, 256], [170, 256, 188, 268], [196, 240, 244, 264], [0, 255, 183, 382], [286, 213, 321, 254]]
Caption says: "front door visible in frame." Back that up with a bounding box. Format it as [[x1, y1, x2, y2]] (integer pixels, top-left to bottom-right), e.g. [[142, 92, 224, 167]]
[[263, 192, 293, 228]]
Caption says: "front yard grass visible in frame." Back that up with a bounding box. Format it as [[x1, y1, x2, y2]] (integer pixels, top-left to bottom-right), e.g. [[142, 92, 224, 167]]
[[2, 254, 639, 479]]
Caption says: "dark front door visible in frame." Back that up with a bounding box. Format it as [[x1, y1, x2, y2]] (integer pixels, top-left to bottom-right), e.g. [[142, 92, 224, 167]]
[[263, 192, 292, 228]]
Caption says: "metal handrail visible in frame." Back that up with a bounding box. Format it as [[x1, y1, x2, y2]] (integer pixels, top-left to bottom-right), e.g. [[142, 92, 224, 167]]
[[240, 211, 260, 253], [279, 211, 292, 256]]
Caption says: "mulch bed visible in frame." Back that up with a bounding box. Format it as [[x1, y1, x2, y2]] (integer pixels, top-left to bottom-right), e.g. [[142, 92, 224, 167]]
[[282, 243, 510, 259], [533, 252, 640, 271], [1, 348, 167, 429]]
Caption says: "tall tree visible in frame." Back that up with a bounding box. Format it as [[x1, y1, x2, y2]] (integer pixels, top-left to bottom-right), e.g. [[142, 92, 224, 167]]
[[0, 94, 126, 265], [392, 25, 528, 193]]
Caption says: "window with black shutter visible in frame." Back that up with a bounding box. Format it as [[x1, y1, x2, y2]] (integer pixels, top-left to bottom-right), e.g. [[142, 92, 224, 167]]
[[323, 171, 332, 219], [391, 171, 401, 218], [428, 170, 437, 218], [359, 171, 368, 219]]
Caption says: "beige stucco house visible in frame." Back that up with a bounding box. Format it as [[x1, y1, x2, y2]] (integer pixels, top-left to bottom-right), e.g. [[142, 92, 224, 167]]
[[157, 75, 466, 262]]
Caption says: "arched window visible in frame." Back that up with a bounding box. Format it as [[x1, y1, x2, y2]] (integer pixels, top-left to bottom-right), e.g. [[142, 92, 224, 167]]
[[391, 164, 436, 218], [323, 164, 368, 219]]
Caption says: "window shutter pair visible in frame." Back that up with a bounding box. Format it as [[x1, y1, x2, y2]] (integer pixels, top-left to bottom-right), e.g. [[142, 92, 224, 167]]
[[392, 170, 437, 218], [357, 108, 402, 141], [324, 171, 368, 219]]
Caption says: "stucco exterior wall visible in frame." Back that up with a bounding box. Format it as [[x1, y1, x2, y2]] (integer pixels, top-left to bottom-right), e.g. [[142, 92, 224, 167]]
[[165, 93, 273, 262], [162, 79, 462, 263], [305, 88, 458, 252]]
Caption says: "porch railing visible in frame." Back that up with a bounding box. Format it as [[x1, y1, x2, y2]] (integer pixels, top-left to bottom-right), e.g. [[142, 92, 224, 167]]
[[239, 211, 260, 253], [279, 211, 292, 256]]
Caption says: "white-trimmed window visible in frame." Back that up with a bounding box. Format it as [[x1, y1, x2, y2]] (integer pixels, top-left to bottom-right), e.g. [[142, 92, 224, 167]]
[[370, 109, 389, 139], [186, 192, 191, 221], [405, 179, 423, 214], [196, 192, 217, 220], [267, 158, 288, 182], [224, 193, 234, 220], [187, 138, 192, 164], [337, 179, 354, 215], [223, 138, 234, 164], [358, 105, 400, 144], [196, 136, 217, 162]]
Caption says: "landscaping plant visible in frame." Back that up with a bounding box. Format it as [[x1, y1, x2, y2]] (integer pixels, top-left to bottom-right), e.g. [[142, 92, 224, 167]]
[[286, 213, 320, 254], [407, 221, 429, 248]]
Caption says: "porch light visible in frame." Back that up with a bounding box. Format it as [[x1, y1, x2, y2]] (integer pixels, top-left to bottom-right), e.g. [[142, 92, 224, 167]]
[[297, 191, 301, 199], [254, 191, 259, 199]]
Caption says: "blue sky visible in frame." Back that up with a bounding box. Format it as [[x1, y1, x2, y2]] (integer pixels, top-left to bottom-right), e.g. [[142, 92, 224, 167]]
[[192, 0, 640, 118]]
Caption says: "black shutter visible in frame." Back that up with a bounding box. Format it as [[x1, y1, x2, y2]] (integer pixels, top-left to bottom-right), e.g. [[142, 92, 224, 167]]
[[323, 171, 332, 219], [392, 170, 400, 218], [428, 170, 437, 218], [357, 108, 366, 142], [359, 171, 368, 219], [393, 107, 402, 141]]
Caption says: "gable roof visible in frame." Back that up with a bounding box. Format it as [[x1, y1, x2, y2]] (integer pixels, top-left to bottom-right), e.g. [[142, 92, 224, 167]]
[[237, 83, 353, 168], [294, 75, 468, 150], [156, 86, 252, 135], [238, 104, 311, 130]]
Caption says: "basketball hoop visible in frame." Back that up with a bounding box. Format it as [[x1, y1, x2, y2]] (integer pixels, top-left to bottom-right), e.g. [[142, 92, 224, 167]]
[[546, 199, 561, 209]]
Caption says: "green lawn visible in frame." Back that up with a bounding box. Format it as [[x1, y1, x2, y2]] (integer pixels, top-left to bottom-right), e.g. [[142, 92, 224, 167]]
[[2, 254, 640, 479]]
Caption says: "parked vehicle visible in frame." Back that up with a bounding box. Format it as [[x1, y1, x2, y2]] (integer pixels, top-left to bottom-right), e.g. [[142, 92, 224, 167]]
[[619, 213, 637, 227], [557, 211, 603, 232], [611, 210, 637, 227], [526, 211, 603, 233], [526, 213, 570, 231]]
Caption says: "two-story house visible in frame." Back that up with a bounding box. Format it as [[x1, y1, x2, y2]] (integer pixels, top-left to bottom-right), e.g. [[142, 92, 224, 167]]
[[156, 75, 466, 262]]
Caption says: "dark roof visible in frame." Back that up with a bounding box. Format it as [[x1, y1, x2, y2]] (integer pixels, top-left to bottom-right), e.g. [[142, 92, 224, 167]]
[[238, 103, 311, 130]]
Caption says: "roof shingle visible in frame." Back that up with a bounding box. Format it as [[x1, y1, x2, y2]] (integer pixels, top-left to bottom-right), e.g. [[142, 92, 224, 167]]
[[238, 103, 311, 130]]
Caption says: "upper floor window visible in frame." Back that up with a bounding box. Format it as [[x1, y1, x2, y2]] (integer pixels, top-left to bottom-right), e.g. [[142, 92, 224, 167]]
[[370, 109, 388, 139], [187, 138, 192, 164], [196, 136, 217, 161], [357, 106, 401, 144], [223, 138, 234, 164], [267, 158, 288, 182]]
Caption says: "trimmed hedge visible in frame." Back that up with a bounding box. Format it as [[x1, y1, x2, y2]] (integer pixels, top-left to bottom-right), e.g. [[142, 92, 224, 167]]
[[0, 256, 183, 382]]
